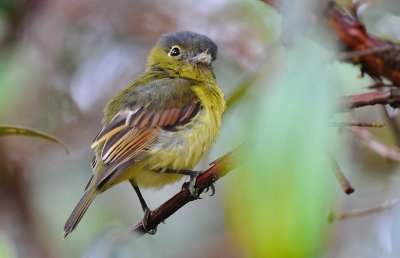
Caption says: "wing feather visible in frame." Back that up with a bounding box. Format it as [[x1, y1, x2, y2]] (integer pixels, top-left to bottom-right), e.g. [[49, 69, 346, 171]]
[[91, 111, 127, 149], [151, 112, 162, 127], [180, 104, 194, 122], [138, 111, 155, 127], [129, 110, 146, 128], [158, 109, 170, 126]]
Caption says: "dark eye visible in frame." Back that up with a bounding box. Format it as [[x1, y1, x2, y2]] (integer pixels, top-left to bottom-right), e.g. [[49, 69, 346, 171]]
[[169, 47, 180, 57]]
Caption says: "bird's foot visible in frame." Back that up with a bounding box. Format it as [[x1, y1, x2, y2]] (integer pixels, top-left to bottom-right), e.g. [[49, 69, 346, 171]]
[[188, 174, 201, 199], [159, 169, 202, 198], [142, 208, 157, 235]]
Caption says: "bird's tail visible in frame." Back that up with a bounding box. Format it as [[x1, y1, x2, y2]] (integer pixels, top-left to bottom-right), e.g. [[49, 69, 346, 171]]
[[63, 189, 97, 238]]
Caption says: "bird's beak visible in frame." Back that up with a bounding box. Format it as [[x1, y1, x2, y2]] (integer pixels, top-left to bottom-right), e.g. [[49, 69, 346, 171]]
[[190, 50, 212, 66]]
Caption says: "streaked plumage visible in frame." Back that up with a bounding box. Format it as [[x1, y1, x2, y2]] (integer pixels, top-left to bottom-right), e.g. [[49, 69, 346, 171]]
[[64, 31, 225, 237]]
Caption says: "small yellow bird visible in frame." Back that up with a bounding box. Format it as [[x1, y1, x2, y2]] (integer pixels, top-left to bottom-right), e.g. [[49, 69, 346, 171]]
[[63, 31, 225, 237]]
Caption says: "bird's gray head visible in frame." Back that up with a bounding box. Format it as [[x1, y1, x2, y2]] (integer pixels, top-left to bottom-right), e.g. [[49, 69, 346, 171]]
[[156, 31, 218, 66]]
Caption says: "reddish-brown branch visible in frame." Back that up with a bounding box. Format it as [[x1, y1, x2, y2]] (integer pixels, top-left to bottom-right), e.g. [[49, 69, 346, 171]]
[[261, 1, 400, 87], [326, 2, 400, 86], [132, 148, 239, 235], [337, 90, 400, 111]]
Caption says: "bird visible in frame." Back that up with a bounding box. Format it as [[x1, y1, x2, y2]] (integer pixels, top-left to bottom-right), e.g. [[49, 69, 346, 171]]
[[63, 31, 225, 237]]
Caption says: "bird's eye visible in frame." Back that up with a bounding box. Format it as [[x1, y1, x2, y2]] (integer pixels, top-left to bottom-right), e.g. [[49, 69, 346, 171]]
[[169, 46, 181, 57]]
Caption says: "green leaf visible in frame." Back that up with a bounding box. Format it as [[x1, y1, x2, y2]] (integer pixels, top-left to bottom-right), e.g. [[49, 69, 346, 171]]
[[226, 37, 339, 258], [0, 125, 69, 154]]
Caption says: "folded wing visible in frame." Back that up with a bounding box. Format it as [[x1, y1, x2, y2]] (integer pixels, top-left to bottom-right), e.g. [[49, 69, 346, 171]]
[[91, 99, 202, 188]]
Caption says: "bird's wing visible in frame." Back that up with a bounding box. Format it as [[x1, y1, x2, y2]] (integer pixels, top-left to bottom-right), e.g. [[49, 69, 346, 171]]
[[91, 91, 202, 188]]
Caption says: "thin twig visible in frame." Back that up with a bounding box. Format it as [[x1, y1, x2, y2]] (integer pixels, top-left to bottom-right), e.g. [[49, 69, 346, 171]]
[[328, 199, 399, 222], [330, 122, 385, 128], [132, 147, 241, 235], [349, 127, 400, 162], [328, 153, 354, 194]]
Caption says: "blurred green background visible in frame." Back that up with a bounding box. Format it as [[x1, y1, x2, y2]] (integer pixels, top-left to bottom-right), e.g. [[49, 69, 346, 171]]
[[1, 0, 400, 257]]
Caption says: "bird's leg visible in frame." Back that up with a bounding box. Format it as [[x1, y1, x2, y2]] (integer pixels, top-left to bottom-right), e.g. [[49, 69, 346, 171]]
[[129, 180, 150, 213], [129, 180, 156, 235], [158, 169, 201, 197]]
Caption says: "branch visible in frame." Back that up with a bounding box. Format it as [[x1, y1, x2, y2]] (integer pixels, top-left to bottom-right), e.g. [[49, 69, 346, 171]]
[[326, 2, 400, 86], [260, 1, 400, 87], [328, 153, 354, 194], [132, 147, 240, 235], [336, 90, 400, 111], [328, 199, 399, 222], [330, 122, 384, 128], [349, 127, 400, 162]]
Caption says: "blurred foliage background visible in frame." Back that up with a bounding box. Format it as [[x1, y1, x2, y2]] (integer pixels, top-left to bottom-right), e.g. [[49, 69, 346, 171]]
[[1, 0, 400, 257]]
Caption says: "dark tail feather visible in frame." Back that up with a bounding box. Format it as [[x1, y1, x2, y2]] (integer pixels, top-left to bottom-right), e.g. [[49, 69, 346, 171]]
[[63, 189, 97, 238]]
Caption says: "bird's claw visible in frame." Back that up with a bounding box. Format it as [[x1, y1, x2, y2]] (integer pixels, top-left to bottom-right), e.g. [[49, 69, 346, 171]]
[[204, 184, 216, 196], [142, 208, 157, 235]]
